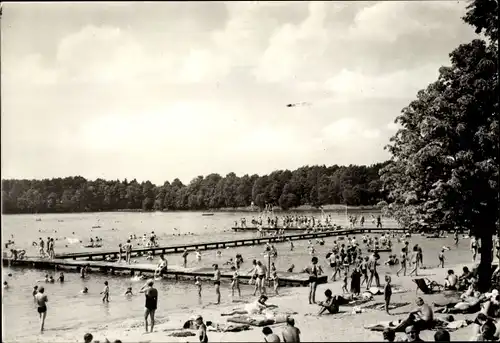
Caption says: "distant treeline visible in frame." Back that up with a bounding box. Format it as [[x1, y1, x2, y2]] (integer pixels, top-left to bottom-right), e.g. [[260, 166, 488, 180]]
[[1, 162, 389, 214]]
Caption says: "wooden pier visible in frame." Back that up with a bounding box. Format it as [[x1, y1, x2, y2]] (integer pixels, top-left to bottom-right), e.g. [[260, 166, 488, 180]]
[[52, 227, 405, 261], [231, 226, 402, 232], [2, 257, 326, 287]]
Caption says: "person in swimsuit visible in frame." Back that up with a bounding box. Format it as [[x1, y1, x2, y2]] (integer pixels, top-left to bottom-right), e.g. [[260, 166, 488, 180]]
[[248, 259, 258, 286], [195, 276, 202, 298], [254, 261, 267, 296], [213, 264, 221, 305], [100, 281, 110, 302], [32, 285, 39, 299], [35, 286, 48, 333], [57, 272, 65, 283], [154, 254, 168, 278], [123, 240, 132, 264], [140, 280, 158, 333], [182, 248, 189, 268], [196, 315, 208, 343], [308, 257, 323, 304], [231, 266, 241, 298], [263, 326, 281, 342], [282, 317, 301, 342], [471, 237, 479, 262], [396, 248, 407, 277], [318, 289, 339, 315]]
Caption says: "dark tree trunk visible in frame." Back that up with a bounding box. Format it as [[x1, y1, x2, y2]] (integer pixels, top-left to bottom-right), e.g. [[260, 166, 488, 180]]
[[478, 232, 493, 293]]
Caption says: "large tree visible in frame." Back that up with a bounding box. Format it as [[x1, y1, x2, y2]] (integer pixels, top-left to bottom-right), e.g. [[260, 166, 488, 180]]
[[380, 0, 498, 292]]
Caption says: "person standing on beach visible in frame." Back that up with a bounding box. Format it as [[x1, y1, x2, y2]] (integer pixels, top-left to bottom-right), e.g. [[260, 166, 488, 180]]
[[100, 281, 110, 302], [384, 275, 392, 315], [454, 231, 459, 246], [367, 253, 380, 288], [282, 317, 300, 343], [35, 286, 48, 333], [308, 257, 322, 304], [438, 249, 445, 268], [396, 248, 407, 277], [139, 280, 158, 333], [408, 246, 420, 277], [231, 266, 241, 298], [213, 264, 221, 305], [471, 236, 479, 262]]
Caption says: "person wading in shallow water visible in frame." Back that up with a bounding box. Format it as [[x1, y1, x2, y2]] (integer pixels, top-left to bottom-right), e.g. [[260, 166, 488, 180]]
[[140, 280, 158, 333], [35, 286, 48, 333]]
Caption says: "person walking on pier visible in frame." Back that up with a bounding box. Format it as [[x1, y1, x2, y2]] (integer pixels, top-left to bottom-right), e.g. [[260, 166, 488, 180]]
[[376, 216, 383, 229], [140, 280, 158, 333], [213, 264, 221, 305], [35, 286, 48, 333]]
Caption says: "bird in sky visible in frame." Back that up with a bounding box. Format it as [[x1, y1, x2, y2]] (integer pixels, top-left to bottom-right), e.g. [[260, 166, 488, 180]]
[[286, 102, 312, 108]]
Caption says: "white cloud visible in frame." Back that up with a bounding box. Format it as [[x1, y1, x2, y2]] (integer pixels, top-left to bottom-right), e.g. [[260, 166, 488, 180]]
[[1, 2, 477, 183]]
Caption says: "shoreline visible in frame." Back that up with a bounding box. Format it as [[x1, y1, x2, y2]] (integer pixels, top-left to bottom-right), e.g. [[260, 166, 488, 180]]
[[3, 205, 382, 216], [10, 260, 479, 343]]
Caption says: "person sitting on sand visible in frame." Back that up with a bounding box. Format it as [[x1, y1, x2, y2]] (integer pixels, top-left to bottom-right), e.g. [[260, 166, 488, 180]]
[[281, 317, 301, 343], [221, 295, 276, 316], [263, 326, 281, 342], [482, 295, 500, 318], [318, 289, 339, 315], [395, 297, 434, 332], [444, 270, 458, 290], [471, 313, 498, 341]]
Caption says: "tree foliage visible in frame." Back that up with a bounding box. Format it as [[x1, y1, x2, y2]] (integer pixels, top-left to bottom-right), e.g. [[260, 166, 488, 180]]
[[1, 163, 389, 214], [380, 0, 498, 291]]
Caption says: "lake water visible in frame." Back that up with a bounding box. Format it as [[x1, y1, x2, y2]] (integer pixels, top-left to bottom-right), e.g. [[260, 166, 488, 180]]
[[1, 210, 474, 341]]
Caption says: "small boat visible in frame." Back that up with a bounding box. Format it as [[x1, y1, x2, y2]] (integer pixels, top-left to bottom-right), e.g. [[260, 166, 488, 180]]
[[83, 244, 103, 248], [202, 213, 214, 216], [35, 218, 42, 222], [91, 225, 101, 229]]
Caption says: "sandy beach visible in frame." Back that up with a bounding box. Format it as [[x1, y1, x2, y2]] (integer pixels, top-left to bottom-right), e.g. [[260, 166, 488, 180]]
[[19, 260, 480, 343]]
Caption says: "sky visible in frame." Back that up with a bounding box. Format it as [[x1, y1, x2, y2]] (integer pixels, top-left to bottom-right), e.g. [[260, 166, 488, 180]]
[[1, 1, 478, 185]]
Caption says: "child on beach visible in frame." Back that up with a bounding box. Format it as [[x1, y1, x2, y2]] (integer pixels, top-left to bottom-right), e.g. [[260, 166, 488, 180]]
[[384, 275, 392, 315], [438, 249, 445, 268], [271, 271, 279, 295], [195, 276, 202, 298], [100, 281, 110, 302], [231, 267, 241, 298], [342, 271, 349, 293]]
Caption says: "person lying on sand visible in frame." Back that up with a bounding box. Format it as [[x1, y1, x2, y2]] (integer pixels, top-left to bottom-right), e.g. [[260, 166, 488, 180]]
[[221, 295, 277, 316], [318, 289, 339, 315]]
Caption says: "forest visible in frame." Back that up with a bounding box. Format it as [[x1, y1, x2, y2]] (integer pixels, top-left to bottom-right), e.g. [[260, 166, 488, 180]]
[[1, 162, 389, 214]]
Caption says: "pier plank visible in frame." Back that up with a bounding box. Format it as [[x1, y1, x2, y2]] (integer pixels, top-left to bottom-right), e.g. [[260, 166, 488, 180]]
[[52, 227, 405, 261], [2, 257, 325, 287]]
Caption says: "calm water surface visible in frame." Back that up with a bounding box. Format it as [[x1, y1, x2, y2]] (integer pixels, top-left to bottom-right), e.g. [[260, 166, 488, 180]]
[[2, 211, 473, 341]]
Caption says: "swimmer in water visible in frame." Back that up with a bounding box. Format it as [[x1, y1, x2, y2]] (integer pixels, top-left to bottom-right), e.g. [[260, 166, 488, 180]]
[[81, 287, 89, 294], [48, 276, 55, 283], [35, 286, 48, 333], [3, 281, 8, 289], [33, 285, 39, 298], [124, 287, 133, 296], [57, 272, 65, 283]]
